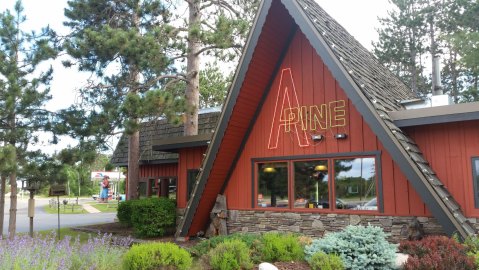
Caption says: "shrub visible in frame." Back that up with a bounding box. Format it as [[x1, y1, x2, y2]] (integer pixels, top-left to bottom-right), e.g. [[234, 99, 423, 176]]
[[259, 232, 304, 262], [130, 197, 176, 237], [122, 242, 192, 270], [308, 252, 344, 270], [117, 200, 134, 226], [191, 233, 260, 257], [464, 235, 479, 266], [399, 235, 475, 270], [207, 239, 253, 270], [305, 225, 396, 270]]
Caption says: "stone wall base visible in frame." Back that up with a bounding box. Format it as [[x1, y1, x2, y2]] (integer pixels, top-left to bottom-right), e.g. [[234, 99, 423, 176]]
[[227, 210, 446, 242]]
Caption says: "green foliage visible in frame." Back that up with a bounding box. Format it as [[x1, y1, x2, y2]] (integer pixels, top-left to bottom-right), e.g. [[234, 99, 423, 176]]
[[308, 252, 344, 270], [117, 200, 134, 227], [399, 235, 475, 270], [191, 233, 259, 257], [207, 239, 253, 270], [259, 232, 304, 262], [129, 197, 176, 237], [0, 0, 58, 188], [305, 225, 397, 270], [122, 242, 192, 270]]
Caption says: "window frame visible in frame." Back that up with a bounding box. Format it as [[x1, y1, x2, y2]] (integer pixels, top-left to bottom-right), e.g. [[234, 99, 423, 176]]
[[472, 157, 479, 208], [252, 151, 383, 213]]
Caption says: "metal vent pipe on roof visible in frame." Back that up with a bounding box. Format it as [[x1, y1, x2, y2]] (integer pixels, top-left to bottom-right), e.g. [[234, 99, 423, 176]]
[[432, 55, 443, 96]]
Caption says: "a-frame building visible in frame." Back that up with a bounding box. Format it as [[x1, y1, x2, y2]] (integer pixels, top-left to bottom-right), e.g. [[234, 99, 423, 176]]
[[172, 0, 479, 240]]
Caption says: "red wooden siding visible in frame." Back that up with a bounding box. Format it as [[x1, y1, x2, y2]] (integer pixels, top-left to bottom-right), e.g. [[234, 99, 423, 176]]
[[187, 2, 297, 235], [223, 30, 430, 217], [177, 147, 207, 208], [405, 120, 479, 217], [139, 164, 178, 179]]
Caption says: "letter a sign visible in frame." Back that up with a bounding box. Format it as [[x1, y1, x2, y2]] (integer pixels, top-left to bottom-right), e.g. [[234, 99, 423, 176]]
[[268, 68, 310, 149]]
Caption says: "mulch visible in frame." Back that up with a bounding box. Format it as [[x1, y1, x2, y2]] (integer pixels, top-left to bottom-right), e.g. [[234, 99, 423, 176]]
[[73, 222, 311, 270]]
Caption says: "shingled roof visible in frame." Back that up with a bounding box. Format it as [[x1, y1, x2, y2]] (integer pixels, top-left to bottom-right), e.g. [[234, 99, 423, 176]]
[[111, 110, 220, 166], [177, 0, 475, 239]]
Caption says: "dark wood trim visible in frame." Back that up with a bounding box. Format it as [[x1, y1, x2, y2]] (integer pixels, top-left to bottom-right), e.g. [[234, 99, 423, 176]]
[[152, 134, 212, 152], [250, 152, 383, 213]]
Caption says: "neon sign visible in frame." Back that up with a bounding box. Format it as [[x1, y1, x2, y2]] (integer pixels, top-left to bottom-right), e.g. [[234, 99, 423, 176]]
[[268, 68, 347, 149]]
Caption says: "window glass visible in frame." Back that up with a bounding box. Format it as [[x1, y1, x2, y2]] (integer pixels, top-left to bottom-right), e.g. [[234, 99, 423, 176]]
[[334, 158, 377, 210], [138, 181, 147, 198], [257, 162, 289, 208], [148, 179, 156, 197], [474, 158, 479, 208], [168, 178, 177, 200], [187, 169, 199, 201], [293, 160, 329, 209]]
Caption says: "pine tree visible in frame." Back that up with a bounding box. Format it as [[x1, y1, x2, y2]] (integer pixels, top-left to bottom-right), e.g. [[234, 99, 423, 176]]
[[62, 0, 184, 199], [0, 0, 57, 238], [374, 0, 430, 94], [166, 0, 259, 135]]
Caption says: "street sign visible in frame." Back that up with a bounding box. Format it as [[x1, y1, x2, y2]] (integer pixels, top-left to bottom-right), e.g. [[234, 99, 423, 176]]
[[49, 185, 67, 196]]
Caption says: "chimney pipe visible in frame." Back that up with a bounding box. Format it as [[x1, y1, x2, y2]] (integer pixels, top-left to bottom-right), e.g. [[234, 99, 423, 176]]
[[432, 55, 442, 95]]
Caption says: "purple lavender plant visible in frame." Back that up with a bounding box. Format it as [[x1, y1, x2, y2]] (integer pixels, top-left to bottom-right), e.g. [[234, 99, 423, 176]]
[[0, 231, 131, 270]]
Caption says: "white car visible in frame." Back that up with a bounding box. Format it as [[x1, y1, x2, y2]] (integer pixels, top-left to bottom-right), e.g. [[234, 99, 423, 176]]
[[354, 198, 377, 210]]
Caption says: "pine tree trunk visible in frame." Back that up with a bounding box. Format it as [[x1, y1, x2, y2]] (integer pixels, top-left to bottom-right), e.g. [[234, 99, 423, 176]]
[[0, 175, 6, 236], [8, 171, 17, 239], [185, 0, 201, 136], [127, 129, 140, 200], [126, 9, 141, 200]]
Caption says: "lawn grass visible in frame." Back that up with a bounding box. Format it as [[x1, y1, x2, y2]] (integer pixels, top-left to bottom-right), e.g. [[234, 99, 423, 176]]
[[27, 228, 95, 244], [43, 204, 86, 214], [87, 202, 119, 213]]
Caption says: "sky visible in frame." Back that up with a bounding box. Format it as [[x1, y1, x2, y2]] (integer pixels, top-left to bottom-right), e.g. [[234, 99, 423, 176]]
[[1, 0, 393, 154]]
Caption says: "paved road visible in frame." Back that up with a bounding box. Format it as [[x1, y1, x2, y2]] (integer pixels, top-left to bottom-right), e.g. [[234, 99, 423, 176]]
[[2, 196, 117, 233]]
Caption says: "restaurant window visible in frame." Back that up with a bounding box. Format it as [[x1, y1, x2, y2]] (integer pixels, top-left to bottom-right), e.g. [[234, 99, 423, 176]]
[[334, 158, 377, 211], [187, 169, 199, 201], [255, 155, 378, 211], [148, 178, 156, 197], [294, 160, 329, 209], [473, 158, 479, 208], [257, 162, 289, 208], [138, 181, 147, 198], [168, 178, 177, 200]]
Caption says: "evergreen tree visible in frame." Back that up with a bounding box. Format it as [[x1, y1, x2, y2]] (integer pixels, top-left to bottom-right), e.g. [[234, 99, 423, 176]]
[[374, 0, 429, 94], [62, 0, 184, 199], [0, 0, 57, 238], [165, 0, 259, 135]]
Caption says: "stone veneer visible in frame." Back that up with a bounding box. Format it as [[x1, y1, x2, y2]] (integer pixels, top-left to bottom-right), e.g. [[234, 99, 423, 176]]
[[227, 210, 447, 242]]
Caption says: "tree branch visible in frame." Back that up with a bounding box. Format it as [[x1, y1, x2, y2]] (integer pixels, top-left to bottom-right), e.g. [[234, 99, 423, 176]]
[[196, 44, 242, 56]]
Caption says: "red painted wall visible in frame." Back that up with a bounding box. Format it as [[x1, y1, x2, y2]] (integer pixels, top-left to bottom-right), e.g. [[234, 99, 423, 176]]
[[177, 147, 207, 208], [405, 121, 479, 217], [223, 31, 430, 217], [140, 164, 178, 179]]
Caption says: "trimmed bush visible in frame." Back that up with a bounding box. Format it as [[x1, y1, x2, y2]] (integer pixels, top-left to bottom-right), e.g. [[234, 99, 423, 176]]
[[191, 233, 260, 257], [259, 232, 304, 262], [305, 225, 396, 269], [122, 242, 192, 270], [207, 239, 253, 270], [399, 235, 475, 270], [130, 197, 176, 237], [117, 200, 134, 226], [308, 252, 344, 270]]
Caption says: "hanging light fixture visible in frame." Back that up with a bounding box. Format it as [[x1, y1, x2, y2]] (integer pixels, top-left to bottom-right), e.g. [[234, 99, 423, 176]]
[[314, 164, 328, 172], [263, 166, 276, 173]]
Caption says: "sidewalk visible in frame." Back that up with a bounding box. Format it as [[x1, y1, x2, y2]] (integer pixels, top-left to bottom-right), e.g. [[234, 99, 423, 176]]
[[82, 204, 101, 213]]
